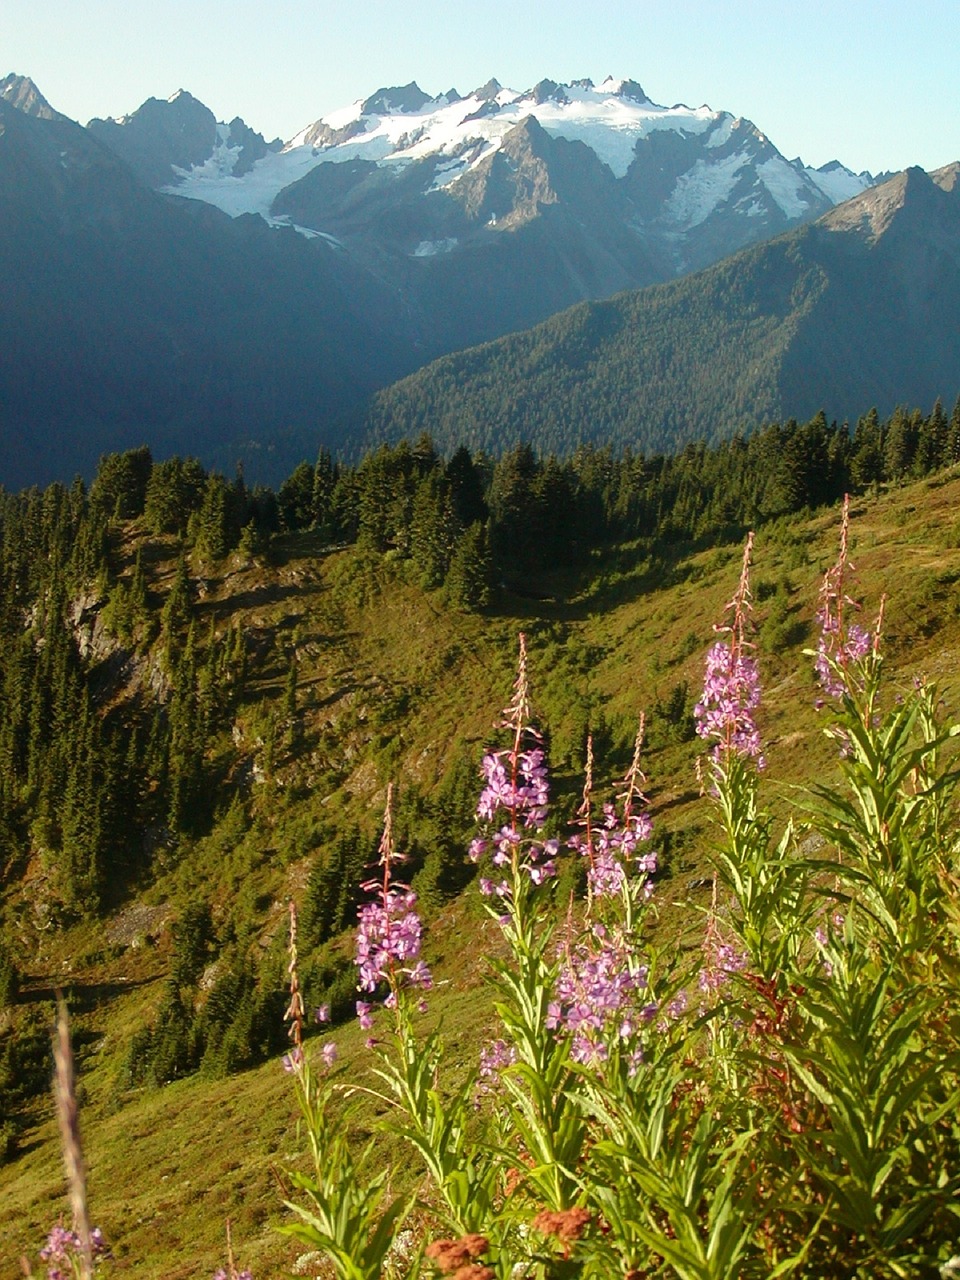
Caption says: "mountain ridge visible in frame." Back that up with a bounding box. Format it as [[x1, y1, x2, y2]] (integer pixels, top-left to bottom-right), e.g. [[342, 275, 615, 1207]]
[[0, 70, 946, 489], [356, 162, 960, 459]]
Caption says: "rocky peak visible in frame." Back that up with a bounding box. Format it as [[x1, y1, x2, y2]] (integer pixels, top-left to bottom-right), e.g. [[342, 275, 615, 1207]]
[[521, 79, 569, 106], [87, 91, 218, 187], [360, 83, 433, 116], [0, 73, 66, 121], [471, 79, 503, 102]]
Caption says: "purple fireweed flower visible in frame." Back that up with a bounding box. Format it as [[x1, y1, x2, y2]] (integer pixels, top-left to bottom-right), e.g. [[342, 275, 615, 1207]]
[[354, 784, 432, 1012], [550, 928, 649, 1065], [41, 1220, 107, 1278], [472, 634, 558, 889], [815, 620, 870, 698], [479, 1037, 518, 1076], [468, 836, 488, 862], [321, 1041, 338, 1068], [314, 1003, 330, 1024], [408, 959, 433, 988], [694, 533, 764, 765], [698, 937, 748, 995], [356, 1000, 373, 1030], [571, 724, 658, 900], [694, 642, 764, 762], [281, 1046, 304, 1073], [814, 495, 885, 702], [665, 989, 688, 1020], [477, 749, 550, 830], [355, 889, 425, 993]]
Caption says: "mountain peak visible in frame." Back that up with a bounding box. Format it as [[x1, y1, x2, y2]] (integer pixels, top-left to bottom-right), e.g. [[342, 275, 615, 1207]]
[[819, 165, 941, 243], [360, 83, 433, 115], [599, 76, 650, 104], [0, 73, 65, 121], [932, 161, 960, 194], [521, 79, 569, 106], [471, 78, 503, 102]]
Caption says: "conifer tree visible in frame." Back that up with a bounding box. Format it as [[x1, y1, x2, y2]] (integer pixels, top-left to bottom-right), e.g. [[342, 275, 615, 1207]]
[[948, 394, 960, 465], [162, 554, 193, 648], [445, 522, 492, 610], [411, 471, 460, 590]]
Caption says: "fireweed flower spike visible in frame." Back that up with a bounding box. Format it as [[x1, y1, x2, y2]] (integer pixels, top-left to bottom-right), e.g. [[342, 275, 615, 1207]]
[[553, 718, 658, 1064], [282, 900, 305, 1074], [471, 633, 557, 891], [354, 783, 431, 1013], [814, 493, 872, 700], [568, 723, 656, 902], [694, 531, 764, 766], [51, 997, 97, 1280]]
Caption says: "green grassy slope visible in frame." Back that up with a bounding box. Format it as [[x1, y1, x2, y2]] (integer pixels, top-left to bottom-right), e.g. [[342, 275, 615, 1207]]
[[4, 472, 960, 1276]]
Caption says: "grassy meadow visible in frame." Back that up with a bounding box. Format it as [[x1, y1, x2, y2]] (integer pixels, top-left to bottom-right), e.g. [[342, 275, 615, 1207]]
[[4, 471, 960, 1276]]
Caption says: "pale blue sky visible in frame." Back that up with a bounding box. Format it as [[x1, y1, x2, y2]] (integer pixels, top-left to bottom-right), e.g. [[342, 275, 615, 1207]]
[[3, 0, 957, 175]]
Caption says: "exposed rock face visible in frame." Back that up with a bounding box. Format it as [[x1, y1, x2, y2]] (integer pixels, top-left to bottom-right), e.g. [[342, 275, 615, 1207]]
[[0, 73, 66, 120], [87, 90, 279, 188]]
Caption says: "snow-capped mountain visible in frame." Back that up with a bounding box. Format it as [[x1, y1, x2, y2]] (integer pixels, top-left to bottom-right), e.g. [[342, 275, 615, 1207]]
[[81, 74, 876, 357], [129, 75, 872, 274], [87, 89, 281, 190], [0, 70, 902, 489]]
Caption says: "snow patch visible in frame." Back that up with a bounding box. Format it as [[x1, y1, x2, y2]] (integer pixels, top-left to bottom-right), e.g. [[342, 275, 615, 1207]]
[[664, 151, 748, 228], [803, 162, 871, 205], [705, 115, 735, 149], [757, 156, 812, 219], [413, 238, 459, 256]]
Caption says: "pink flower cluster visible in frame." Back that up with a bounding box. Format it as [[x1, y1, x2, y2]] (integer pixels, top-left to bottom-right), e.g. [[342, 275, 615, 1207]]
[[40, 1223, 106, 1279], [698, 937, 748, 995], [476, 747, 549, 828], [813, 493, 878, 702], [470, 746, 558, 889], [355, 886, 431, 994], [547, 926, 652, 1065], [569, 803, 657, 898], [814, 614, 870, 699], [479, 1037, 518, 1078], [694, 640, 764, 763]]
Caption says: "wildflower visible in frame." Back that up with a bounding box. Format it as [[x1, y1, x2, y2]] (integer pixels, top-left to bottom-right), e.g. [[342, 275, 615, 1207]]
[[320, 1041, 338, 1068], [814, 494, 882, 701], [665, 989, 688, 1019], [472, 634, 557, 887], [314, 1004, 330, 1024], [694, 532, 764, 765], [283, 901, 305, 1072], [40, 1219, 107, 1278], [698, 936, 748, 995], [550, 927, 648, 1064], [355, 889, 425, 993], [479, 1038, 518, 1078], [354, 785, 432, 1013], [356, 1000, 373, 1030], [570, 721, 658, 907], [281, 1046, 304, 1073]]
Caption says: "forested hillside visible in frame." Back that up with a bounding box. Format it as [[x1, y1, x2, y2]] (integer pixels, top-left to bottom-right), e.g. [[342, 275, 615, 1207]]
[[3, 407, 960, 1274], [357, 166, 960, 458]]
